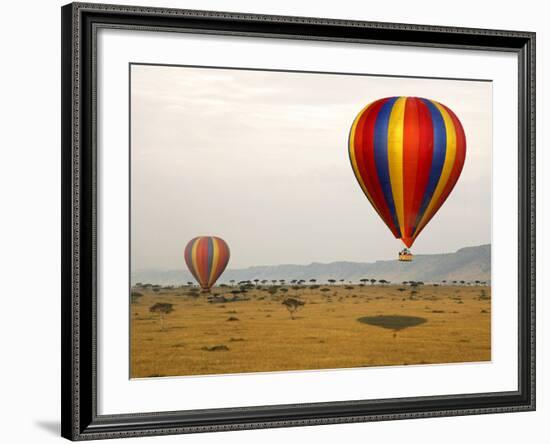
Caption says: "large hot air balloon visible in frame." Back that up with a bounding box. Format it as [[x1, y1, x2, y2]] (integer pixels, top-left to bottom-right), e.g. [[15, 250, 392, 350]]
[[184, 236, 230, 291], [349, 97, 466, 259]]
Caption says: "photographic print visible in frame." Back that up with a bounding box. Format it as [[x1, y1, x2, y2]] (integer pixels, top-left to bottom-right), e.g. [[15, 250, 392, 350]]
[[129, 64, 492, 378]]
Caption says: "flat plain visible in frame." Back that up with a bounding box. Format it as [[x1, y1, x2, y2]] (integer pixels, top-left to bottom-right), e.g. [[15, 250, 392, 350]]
[[130, 283, 491, 378]]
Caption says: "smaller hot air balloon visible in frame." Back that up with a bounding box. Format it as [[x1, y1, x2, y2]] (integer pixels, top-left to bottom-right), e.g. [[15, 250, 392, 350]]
[[184, 236, 230, 292]]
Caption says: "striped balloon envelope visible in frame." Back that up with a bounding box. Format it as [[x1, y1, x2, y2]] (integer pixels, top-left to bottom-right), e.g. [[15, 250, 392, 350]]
[[184, 236, 230, 291], [349, 96, 466, 248]]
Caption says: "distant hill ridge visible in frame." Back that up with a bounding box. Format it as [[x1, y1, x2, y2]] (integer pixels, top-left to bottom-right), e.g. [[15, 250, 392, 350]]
[[132, 244, 490, 285]]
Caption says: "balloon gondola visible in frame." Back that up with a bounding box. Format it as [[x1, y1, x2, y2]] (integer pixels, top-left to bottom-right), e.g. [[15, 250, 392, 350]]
[[184, 236, 230, 292], [398, 248, 413, 262], [349, 96, 466, 261]]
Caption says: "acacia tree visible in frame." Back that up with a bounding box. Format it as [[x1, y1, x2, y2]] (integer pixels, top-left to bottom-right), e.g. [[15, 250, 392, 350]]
[[328, 279, 336, 286], [282, 297, 305, 320], [370, 279, 377, 285], [149, 302, 174, 330]]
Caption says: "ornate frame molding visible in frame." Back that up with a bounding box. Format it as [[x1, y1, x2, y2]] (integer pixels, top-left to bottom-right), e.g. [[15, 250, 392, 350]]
[[61, 3, 535, 440]]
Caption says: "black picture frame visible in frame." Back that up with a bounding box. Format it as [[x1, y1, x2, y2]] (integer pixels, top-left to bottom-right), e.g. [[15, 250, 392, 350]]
[[61, 2, 536, 440]]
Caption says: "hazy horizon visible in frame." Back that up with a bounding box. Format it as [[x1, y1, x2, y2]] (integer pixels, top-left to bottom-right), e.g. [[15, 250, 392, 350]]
[[131, 243, 491, 288], [131, 65, 492, 270], [133, 242, 490, 272]]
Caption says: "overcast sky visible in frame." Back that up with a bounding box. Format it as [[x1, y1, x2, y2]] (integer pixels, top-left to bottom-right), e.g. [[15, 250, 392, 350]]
[[130, 64, 492, 270]]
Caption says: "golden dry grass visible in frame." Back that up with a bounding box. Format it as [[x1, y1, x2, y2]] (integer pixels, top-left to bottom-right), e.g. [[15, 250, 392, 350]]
[[130, 284, 491, 378]]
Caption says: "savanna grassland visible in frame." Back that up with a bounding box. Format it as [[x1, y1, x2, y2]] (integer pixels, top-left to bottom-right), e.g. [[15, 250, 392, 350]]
[[130, 282, 491, 378]]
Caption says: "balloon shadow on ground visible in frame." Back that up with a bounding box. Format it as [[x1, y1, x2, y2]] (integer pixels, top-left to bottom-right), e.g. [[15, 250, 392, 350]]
[[357, 315, 427, 331]]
